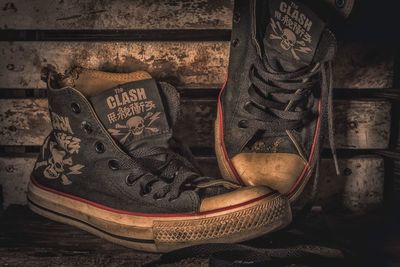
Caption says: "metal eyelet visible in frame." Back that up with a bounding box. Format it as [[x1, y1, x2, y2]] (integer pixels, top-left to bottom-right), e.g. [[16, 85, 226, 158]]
[[81, 121, 93, 134], [108, 159, 120, 171], [335, 0, 345, 8], [71, 103, 81, 113], [125, 174, 135, 186], [94, 141, 105, 153], [238, 120, 249, 129]]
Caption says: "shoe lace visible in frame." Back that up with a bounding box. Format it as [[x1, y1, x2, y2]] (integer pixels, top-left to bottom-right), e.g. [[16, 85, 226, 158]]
[[246, 56, 340, 175], [126, 140, 238, 201]]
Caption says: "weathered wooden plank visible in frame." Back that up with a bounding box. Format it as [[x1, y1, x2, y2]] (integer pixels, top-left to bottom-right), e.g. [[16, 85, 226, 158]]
[[0, 249, 160, 267], [0, 99, 50, 146], [334, 43, 394, 88], [0, 99, 391, 149], [0, 157, 34, 208], [0, 42, 393, 89], [316, 156, 385, 213], [0, 42, 228, 88], [0, 155, 384, 214], [334, 100, 391, 149], [0, 0, 233, 30]]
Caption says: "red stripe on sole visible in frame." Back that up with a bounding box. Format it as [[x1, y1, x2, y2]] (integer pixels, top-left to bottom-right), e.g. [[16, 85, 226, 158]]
[[30, 177, 274, 218]]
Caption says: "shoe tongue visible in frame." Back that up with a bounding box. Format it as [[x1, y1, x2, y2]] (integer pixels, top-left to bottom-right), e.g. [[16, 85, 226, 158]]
[[264, 0, 327, 71], [90, 78, 172, 151]]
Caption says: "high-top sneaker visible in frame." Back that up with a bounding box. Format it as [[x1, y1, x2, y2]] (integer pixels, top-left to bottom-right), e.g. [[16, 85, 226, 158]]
[[28, 67, 292, 252], [215, 0, 353, 207]]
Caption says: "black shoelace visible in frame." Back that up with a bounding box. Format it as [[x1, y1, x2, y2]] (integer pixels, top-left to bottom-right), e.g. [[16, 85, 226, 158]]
[[246, 56, 339, 175], [126, 142, 238, 201]]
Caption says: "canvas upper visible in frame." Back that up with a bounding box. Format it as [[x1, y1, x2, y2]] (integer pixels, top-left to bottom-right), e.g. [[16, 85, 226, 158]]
[[216, 0, 353, 204], [33, 67, 277, 214]]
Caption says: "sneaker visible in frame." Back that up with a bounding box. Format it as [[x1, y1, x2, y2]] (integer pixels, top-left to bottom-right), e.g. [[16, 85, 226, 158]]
[[28, 67, 292, 252], [215, 0, 353, 206]]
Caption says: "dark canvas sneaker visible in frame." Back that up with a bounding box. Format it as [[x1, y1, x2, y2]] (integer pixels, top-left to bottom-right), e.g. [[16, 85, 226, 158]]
[[215, 0, 353, 206], [28, 67, 292, 252]]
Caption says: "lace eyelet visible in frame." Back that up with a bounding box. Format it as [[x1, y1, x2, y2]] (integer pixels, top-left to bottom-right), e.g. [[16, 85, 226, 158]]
[[71, 103, 81, 113], [94, 141, 105, 153], [335, 0, 345, 8], [238, 120, 249, 129], [81, 121, 93, 134], [125, 174, 135, 186], [108, 160, 119, 171]]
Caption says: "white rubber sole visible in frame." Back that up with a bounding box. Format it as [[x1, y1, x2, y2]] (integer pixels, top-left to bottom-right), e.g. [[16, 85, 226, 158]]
[[28, 179, 292, 252]]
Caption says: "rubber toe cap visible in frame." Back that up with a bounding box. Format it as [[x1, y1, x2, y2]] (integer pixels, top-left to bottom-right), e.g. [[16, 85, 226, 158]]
[[231, 153, 307, 194]]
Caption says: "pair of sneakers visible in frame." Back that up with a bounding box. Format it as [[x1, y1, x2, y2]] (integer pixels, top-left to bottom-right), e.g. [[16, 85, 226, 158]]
[[28, 0, 353, 252]]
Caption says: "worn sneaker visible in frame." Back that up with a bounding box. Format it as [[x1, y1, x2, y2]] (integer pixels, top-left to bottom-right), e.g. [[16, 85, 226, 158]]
[[215, 0, 353, 206], [28, 67, 292, 252]]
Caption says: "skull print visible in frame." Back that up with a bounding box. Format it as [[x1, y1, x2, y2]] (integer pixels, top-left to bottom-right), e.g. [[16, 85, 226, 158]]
[[127, 116, 145, 136], [281, 28, 296, 51], [269, 19, 312, 60], [44, 142, 72, 179], [109, 112, 162, 144], [36, 139, 84, 186]]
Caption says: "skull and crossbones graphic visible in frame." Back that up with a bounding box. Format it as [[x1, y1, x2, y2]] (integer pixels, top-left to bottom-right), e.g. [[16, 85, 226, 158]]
[[127, 116, 146, 136], [110, 112, 161, 143], [269, 19, 312, 60], [38, 141, 84, 185]]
